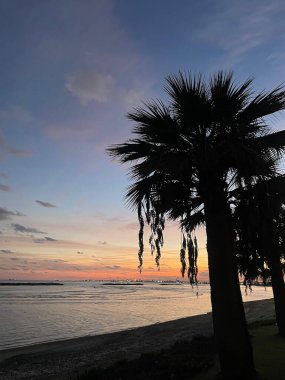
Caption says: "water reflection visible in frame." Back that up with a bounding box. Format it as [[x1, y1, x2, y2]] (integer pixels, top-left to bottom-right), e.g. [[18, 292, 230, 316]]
[[0, 282, 273, 350]]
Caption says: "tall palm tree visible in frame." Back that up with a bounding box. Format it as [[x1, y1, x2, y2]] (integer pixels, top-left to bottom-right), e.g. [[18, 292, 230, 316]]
[[235, 176, 285, 335], [108, 71, 285, 379]]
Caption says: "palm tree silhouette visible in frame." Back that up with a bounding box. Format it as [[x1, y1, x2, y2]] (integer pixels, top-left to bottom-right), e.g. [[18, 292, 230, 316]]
[[108, 71, 285, 378], [236, 176, 285, 336]]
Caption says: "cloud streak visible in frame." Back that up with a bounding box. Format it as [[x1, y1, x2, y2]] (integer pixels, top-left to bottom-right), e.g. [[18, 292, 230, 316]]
[[0, 207, 24, 221], [45, 236, 57, 241], [105, 265, 121, 270], [196, 0, 285, 66], [0, 135, 32, 159], [0, 184, 11, 192], [12, 224, 46, 234], [34, 236, 57, 243], [35, 200, 57, 208]]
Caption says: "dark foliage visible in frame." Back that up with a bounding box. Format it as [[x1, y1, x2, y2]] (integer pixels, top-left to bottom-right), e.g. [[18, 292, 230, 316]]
[[108, 71, 285, 284], [107, 70, 285, 376], [235, 176, 285, 285], [78, 336, 215, 380]]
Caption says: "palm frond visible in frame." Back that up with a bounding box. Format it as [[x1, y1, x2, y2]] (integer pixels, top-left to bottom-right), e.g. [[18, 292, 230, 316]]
[[107, 69, 285, 277], [210, 71, 253, 122], [237, 86, 285, 125], [254, 130, 285, 153], [165, 71, 210, 129]]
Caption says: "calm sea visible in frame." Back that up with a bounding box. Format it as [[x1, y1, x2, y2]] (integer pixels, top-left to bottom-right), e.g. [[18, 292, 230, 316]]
[[0, 281, 273, 350]]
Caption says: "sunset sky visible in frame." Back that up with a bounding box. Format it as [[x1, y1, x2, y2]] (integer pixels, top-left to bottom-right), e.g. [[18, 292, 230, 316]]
[[1, 0, 285, 280]]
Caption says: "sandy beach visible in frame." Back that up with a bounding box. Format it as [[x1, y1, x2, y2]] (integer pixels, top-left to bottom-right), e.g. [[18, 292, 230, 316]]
[[0, 298, 275, 380]]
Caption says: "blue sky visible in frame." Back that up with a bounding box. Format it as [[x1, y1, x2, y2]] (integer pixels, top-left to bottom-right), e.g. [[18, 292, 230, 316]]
[[1, 0, 285, 280]]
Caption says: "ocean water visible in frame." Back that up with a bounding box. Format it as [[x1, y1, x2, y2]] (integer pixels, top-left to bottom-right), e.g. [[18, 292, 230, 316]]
[[0, 281, 273, 350]]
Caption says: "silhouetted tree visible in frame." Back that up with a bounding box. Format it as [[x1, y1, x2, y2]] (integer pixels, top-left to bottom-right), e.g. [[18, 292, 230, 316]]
[[235, 176, 285, 335], [108, 71, 285, 379]]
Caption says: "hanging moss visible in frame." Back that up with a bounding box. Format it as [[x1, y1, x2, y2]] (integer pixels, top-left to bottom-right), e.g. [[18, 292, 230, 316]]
[[137, 201, 165, 271], [180, 233, 187, 277], [136, 200, 199, 284], [138, 203, 144, 273], [186, 234, 199, 286]]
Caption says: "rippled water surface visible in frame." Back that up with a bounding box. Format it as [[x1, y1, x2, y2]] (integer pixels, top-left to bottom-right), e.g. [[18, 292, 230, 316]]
[[0, 281, 273, 350]]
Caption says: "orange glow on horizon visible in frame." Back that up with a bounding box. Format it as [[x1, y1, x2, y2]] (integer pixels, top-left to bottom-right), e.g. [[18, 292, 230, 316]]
[[0, 230, 209, 281]]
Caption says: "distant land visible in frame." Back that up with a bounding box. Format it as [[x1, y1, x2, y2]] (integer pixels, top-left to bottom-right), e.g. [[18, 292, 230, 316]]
[[0, 282, 64, 286], [102, 282, 144, 286]]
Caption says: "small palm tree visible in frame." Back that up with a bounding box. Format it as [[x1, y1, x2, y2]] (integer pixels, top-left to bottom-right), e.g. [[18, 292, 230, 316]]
[[108, 71, 285, 378]]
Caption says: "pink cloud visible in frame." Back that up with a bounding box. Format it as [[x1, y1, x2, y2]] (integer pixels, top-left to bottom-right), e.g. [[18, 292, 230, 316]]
[[66, 70, 114, 104]]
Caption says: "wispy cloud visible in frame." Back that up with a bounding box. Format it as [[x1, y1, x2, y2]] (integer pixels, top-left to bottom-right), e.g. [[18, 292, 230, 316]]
[[0, 207, 24, 221], [105, 265, 121, 270], [7, 146, 32, 157], [34, 236, 57, 243], [35, 200, 57, 208], [98, 241, 108, 245], [0, 255, 97, 274], [0, 135, 32, 159], [45, 236, 57, 242], [0, 184, 11, 192], [0, 249, 14, 254], [0, 105, 33, 123], [267, 51, 285, 64], [12, 224, 46, 234], [66, 70, 114, 104], [195, 0, 285, 66]]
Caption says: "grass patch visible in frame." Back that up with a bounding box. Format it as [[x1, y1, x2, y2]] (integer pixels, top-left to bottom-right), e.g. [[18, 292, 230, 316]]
[[194, 323, 285, 380], [252, 324, 285, 380], [78, 336, 215, 380]]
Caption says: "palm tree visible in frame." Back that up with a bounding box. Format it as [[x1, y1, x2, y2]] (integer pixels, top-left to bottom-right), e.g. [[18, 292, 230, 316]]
[[108, 71, 285, 379], [235, 176, 285, 336]]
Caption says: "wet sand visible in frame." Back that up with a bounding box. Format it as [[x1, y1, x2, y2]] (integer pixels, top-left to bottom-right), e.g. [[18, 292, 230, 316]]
[[0, 298, 275, 380]]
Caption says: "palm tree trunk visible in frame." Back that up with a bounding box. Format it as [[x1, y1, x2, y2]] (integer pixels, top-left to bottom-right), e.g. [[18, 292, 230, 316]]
[[268, 252, 285, 336], [203, 182, 256, 379]]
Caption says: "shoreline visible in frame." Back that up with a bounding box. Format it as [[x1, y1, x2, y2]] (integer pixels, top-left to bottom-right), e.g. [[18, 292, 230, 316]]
[[0, 298, 275, 380]]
